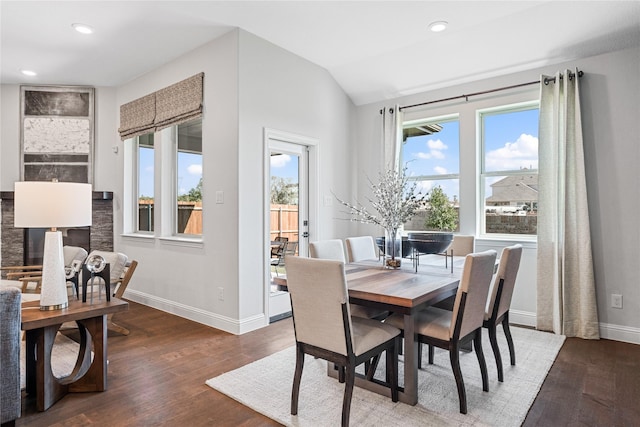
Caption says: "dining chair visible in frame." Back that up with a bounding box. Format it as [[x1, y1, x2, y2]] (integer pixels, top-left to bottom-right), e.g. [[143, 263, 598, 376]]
[[310, 239, 386, 320], [285, 256, 400, 427], [442, 235, 475, 270], [385, 249, 497, 414], [483, 244, 522, 382], [345, 236, 378, 262], [271, 236, 288, 257], [309, 239, 346, 262]]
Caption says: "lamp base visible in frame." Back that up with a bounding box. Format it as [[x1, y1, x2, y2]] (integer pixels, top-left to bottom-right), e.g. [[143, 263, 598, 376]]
[[39, 230, 69, 311]]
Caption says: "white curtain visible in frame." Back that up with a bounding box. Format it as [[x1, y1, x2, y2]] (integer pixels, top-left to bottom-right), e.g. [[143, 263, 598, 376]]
[[381, 104, 403, 171], [536, 69, 599, 339]]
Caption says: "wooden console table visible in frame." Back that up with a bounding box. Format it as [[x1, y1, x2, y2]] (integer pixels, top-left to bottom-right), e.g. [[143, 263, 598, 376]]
[[21, 298, 128, 411]]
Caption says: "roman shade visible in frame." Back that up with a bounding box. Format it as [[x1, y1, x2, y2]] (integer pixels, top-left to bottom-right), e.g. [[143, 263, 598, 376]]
[[118, 72, 203, 140]]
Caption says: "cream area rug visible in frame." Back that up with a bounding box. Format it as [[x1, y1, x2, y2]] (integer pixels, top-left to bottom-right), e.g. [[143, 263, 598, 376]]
[[206, 326, 565, 427], [20, 333, 83, 390]]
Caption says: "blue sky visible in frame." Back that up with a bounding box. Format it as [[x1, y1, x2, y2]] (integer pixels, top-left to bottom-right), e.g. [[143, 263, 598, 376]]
[[401, 108, 538, 201], [138, 149, 202, 198], [270, 153, 299, 181]]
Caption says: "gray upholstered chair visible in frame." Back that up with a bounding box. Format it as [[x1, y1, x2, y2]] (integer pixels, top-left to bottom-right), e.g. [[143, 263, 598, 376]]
[[386, 250, 497, 414], [286, 256, 400, 427], [0, 287, 21, 427], [345, 236, 378, 262], [310, 240, 386, 320], [309, 239, 346, 262], [483, 244, 523, 382]]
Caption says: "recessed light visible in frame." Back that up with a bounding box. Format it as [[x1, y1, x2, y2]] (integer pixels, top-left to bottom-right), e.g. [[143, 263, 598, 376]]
[[21, 69, 37, 77], [72, 23, 94, 34], [429, 21, 448, 32]]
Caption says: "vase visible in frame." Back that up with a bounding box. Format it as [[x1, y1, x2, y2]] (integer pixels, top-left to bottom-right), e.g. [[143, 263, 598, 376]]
[[384, 228, 401, 268]]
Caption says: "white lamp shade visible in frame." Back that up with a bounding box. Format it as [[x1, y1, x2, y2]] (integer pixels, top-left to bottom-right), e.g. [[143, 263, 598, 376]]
[[14, 181, 92, 228]]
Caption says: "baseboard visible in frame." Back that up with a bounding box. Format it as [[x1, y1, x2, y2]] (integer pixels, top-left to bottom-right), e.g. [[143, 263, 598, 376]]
[[599, 322, 640, 344], [509, 309, 640, 345], [123, 289, 268, 335]]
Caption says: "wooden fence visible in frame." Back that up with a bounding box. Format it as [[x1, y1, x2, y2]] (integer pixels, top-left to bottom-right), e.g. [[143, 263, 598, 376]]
[[138, 200, 202, 235], [270, 204, 299, 242]]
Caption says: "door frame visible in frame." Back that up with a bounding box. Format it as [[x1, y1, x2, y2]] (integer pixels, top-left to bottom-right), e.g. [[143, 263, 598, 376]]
[[263, 128, 318, 322]]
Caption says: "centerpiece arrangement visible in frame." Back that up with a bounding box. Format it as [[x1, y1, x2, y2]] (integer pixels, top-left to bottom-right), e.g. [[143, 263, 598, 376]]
[[335, 165, 427, 268]]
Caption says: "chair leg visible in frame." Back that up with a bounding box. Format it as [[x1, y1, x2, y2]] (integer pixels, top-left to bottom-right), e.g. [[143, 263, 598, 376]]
[[503, 313, 516, 366], [487, 323, 503, 382], [291, 344, 305, 415], [342, 364, 356, 427], [473, 329, 489, 392], [449, 344, 467, 414], [418, 343, 422, 369], [428, 345, 434, 365]]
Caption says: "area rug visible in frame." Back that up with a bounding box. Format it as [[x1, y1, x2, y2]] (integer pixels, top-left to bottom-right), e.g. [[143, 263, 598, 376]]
[[20, 333, 81, 390], [206, 326, 565, 427]]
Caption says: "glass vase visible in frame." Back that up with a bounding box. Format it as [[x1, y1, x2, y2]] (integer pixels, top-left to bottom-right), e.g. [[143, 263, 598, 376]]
[[385, 228, 401, 268]]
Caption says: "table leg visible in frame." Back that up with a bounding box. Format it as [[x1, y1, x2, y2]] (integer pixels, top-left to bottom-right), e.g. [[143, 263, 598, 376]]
[[28, 325, 70, 411], [402, 313, 419, 405], [69, 315, 108, 392]]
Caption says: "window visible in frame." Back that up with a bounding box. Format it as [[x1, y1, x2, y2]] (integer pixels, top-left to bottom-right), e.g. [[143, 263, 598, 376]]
[[137, 133, 154, 232], [175, 119, 202, 236], [479, 102, 539, 236], [127, 118, 203, 240], [401, 115, 460, 232]]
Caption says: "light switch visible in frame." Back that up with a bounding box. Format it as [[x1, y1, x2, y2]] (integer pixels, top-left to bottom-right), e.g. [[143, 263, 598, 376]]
[[324, 195, 333, 206], [216, 190, 224, 204]]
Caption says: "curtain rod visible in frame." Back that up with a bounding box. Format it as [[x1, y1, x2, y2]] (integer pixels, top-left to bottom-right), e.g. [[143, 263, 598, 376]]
[[398, 70, 583, 111]]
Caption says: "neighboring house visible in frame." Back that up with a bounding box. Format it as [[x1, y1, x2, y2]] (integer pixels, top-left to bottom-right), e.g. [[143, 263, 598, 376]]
[[485, 171, 538, 211]]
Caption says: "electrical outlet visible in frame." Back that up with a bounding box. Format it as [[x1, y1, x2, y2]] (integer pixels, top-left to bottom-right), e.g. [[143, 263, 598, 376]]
[[611, 294, 623, 309], [218, 287, 224, 301]]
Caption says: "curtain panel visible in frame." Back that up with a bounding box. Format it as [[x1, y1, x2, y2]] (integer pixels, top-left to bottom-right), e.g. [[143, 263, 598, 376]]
[[536, 69, 599, 339], [381, 104, 402, 171], [118, 72, 203, 140]]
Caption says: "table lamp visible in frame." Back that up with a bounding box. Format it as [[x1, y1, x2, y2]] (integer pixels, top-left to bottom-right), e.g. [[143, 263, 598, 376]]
[[14, 181, 92, 310]]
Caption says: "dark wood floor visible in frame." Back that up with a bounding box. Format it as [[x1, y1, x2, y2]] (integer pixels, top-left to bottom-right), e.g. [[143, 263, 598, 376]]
[[18, 301, 640, 426]]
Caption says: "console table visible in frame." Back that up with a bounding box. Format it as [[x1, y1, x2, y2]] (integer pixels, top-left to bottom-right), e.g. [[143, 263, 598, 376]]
[[21, 298, 128, 411]]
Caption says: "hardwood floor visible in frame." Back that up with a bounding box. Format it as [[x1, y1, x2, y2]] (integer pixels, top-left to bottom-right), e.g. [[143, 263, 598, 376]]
[[18, 301, 639, 426]]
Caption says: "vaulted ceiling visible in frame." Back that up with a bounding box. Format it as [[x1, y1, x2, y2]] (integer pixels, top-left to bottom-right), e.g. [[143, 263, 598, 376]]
[[2, 1, 639, 105]]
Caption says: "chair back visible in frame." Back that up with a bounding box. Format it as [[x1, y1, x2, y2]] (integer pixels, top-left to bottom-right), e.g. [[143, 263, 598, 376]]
[[309, 239, 346, 262], [451, 250, 497, 339], [63, 245, 88, 267], [345, 236, 378, 262], [448, 235, 475, 256], [286, 256, 351, 356], [486, 244, 522, 320]]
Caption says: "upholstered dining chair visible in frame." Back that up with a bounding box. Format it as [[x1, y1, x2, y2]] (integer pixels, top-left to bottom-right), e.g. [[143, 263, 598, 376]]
[[309, 239, 346, 262], [385, 250, 497, 414], [483, 244, 522, 382], [441, 235, 475, 270], [345, 236, 379, 263], [285, 256, 400, 427], [310, 239, 387, 320]]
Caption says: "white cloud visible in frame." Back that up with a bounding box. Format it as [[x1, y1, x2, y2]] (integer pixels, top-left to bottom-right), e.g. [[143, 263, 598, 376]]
[[427, 139, 447, 150], [144, 165, 154, 173], [485, 133, 538, 170], [270, 154, 291, 168], [415, 138, 447, 160], [187, 164, 202, 175], [434, 166, 448, 175]]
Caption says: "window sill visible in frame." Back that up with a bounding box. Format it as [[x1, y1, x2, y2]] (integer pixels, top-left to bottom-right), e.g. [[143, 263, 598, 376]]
[[121, 233, 155, 242], [158, 236, 204, 248]]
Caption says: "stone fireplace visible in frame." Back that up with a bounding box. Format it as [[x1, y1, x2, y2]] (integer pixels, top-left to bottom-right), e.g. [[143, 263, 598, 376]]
[[0, 191, 113, 269]]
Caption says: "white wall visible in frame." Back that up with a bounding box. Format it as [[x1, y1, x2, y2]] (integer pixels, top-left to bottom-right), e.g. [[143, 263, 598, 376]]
[[354, 46, 640, 343]]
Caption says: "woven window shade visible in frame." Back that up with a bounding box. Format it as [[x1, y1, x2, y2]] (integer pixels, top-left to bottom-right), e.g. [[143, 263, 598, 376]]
[[155, 72, 204, 132], [118, 72, 203, 140], [118, 93, 156, 140]]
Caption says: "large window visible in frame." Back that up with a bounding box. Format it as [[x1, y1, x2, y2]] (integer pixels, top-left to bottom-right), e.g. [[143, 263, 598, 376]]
[[479, 102, 539, 236], [128, 118, 203, 240], [401, 115, 460, 232]]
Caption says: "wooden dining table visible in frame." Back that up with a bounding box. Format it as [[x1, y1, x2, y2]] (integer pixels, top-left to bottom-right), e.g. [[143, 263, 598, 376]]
[[275, 254, 468, 405]]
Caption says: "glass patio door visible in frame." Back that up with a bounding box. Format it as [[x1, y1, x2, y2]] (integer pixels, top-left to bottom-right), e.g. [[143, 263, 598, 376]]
[[267, 139, 308, 322]]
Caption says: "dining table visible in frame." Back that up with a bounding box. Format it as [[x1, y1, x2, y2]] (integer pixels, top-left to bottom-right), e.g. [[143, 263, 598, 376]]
[[275, 254, 469, 406]]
